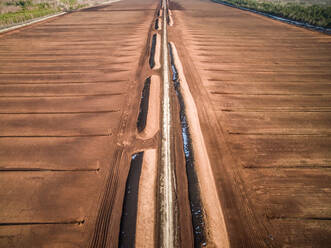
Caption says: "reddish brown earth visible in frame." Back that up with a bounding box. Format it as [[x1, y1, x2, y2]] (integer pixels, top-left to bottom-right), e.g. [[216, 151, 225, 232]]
[[0, 0, 160, 246], [168, 0, 331, 247], [1, 0, 331, 247]]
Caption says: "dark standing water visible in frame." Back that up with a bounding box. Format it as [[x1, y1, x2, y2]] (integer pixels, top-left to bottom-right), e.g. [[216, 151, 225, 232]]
[[149, 34, 157, 69], [118, 152, 144, 247], [137, 77, 151, 132], [155, 19, 159, 30]]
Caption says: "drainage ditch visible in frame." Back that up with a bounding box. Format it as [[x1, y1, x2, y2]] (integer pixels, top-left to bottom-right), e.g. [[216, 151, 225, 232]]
[[149, 34, 157, 69], [168, 43, 206, 247], [137, 77, 151, 133], [118, 152, 144, 247]]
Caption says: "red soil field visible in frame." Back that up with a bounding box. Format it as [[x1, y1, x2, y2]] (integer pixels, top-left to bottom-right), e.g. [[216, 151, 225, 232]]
[[0, 0, 330, 247]]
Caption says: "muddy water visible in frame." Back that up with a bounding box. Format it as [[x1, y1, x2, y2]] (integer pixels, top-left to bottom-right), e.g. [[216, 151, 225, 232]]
[[149, 34, 157, 69], [118, 152, 144, 247], [137, 77, 151, 132], [155, 19, 159, 30]]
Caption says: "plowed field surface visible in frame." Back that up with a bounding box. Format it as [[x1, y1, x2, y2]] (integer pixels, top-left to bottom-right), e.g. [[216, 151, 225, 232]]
[[0, 0, 158, 246], [168, 0, 331, 247]]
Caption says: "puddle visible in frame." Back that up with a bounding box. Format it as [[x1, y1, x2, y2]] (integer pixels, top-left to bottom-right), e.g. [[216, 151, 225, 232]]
[[118, 152, 144, 247], [168, 43, 207, 247], [149, 34, 157, 69], [155, 19, 159, 30], [137, 77, 151, 132]]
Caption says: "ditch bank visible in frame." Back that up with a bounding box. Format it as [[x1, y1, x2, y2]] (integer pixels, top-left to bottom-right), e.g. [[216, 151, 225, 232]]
[[169, 41, 229, 248]]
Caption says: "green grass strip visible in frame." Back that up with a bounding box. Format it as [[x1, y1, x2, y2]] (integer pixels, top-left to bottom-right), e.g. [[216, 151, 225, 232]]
[[0, 8, 58, 26], [0, 0, 88, 27], [214, 0, 331, 28]]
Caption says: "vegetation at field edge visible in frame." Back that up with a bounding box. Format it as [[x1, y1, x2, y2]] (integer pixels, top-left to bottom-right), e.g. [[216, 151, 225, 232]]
[[214, 0, 331, 28], [0, 0, 89, 27]]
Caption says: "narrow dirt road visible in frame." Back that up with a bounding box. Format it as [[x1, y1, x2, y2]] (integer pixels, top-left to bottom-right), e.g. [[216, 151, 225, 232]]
[[0, 0, 330, 247]]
